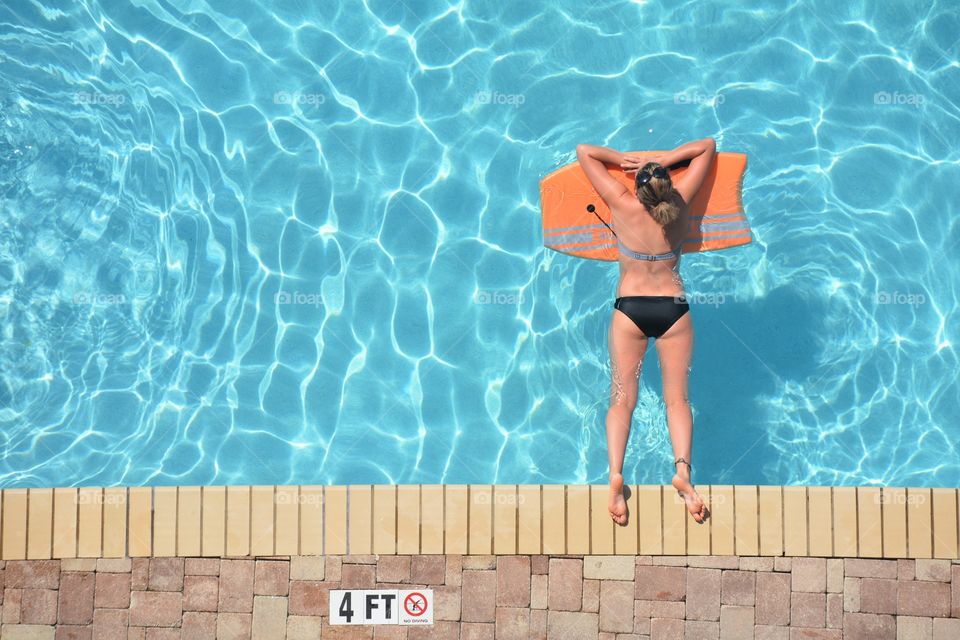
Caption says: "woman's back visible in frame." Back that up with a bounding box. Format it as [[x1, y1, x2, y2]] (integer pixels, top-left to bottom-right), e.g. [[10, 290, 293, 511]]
[[611, 193, 690, 297]]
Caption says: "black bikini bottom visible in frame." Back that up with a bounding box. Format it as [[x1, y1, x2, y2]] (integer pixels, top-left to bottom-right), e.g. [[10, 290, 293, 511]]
[[613, 295, 690, 338]]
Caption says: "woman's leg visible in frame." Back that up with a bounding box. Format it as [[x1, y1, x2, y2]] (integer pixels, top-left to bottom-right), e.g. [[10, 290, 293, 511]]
[[606, 309, 648, 525], [654, 310, 707, 522]]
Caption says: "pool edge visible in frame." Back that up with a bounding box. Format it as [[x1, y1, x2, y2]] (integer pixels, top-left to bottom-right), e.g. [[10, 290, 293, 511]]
[[0, 485, 957, 560]]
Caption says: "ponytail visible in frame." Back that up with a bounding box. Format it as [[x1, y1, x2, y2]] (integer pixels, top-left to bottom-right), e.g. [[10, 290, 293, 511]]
[[636, 162, 680, 226], [649, 199, 680, 225]]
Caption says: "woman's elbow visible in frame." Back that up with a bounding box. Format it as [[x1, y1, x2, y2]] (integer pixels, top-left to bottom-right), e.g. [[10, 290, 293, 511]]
[[576, 144, 596, 157]]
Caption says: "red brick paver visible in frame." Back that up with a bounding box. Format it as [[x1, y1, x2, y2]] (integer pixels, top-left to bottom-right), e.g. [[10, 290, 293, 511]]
[[0, 555, 953, 638]]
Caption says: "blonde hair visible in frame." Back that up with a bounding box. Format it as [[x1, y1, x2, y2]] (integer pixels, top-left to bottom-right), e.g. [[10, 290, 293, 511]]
[[636, 162, 681, 226]]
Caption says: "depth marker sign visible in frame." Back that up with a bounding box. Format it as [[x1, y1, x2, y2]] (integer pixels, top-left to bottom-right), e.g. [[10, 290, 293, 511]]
[[330, 589, 433, 625], [401, 591, 429, 623]]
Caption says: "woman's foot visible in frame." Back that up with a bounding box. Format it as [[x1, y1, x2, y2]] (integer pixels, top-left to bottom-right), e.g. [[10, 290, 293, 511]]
[[672, 462, 707, 523], [608, 472, 628, 526]]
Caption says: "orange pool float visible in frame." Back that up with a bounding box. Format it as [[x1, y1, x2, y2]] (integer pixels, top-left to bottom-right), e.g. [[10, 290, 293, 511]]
[[539, 151, 751, 261]]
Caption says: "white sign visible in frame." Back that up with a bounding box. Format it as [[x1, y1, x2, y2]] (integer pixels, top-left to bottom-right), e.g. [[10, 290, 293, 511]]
[[329, 589, 433, 625], [398, 590, 432, 625]]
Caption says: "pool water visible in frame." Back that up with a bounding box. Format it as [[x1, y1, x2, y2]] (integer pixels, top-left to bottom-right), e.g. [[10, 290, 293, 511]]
[[0, 1, 957, 488]]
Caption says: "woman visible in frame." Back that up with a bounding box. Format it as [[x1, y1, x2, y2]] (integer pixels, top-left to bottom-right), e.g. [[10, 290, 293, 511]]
[[575, 137, 716, 526]]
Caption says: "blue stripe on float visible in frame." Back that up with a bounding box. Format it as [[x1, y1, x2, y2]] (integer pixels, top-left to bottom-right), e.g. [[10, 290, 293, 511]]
[[543, 231, 614, 245], [546, 215, 745, 237], [545, 240, 617, 251], [548, 216, 742, 234], [694, 230, 752, 240], [545, 233, 752, 253], [543, 222, 609, 235], [683, 231, 751, 243], [689, 212, 744, 221], [545, 236, 751, 253]]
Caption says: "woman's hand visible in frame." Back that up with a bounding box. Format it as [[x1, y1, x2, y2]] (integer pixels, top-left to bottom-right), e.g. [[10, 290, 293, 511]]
[[647, 152, 667, 166], [620, 152, 667, 173], [619, 154, 646, 173]]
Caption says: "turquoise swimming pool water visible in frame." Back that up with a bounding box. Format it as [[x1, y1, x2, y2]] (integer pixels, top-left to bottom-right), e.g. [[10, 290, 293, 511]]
[[1, 1, 958, 488]]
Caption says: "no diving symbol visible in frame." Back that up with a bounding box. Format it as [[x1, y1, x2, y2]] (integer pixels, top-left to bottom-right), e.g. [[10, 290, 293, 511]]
[[403, 592, 427, 617]]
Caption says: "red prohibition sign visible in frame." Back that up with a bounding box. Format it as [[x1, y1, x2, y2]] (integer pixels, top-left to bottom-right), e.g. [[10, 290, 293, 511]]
[[403, 592, 427, 617]]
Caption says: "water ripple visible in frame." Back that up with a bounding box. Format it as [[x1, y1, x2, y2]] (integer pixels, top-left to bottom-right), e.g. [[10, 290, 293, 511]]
[[0, 0, 957, 488]]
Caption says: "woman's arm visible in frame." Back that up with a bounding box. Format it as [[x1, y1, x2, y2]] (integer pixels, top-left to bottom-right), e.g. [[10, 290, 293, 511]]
[[668, 137, 717, 204], [577, 144, 627, 166], [658, 137, 716, 168], [576, 144, 630, 206]]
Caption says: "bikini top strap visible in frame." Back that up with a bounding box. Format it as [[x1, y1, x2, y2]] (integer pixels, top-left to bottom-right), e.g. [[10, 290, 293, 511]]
[[618, 239, 683, 261]]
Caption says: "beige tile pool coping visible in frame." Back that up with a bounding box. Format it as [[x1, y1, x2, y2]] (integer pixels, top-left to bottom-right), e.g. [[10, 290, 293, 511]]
[[0, 485, 957, 560]]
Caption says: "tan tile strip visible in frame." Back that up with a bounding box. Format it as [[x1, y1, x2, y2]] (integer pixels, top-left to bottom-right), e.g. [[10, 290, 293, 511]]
[[0, 485, 957, 560]]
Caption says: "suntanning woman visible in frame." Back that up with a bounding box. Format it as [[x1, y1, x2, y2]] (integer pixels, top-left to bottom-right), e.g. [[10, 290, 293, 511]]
[[576, 137, 717, 525]]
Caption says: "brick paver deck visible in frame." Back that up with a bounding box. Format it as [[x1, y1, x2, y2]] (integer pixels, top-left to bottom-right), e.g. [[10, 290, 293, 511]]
[[1, 555, 958, 638]]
